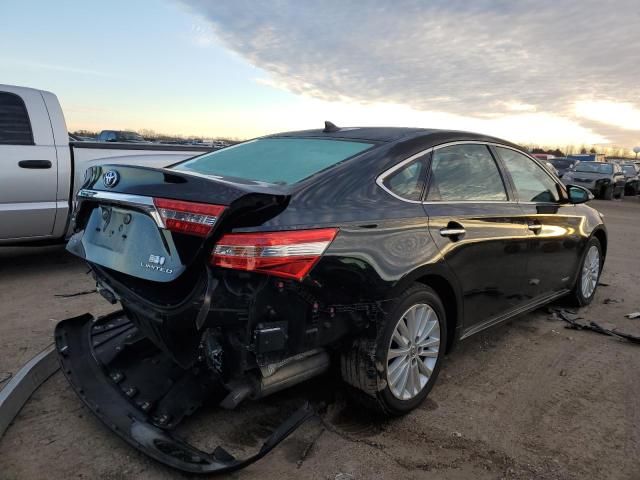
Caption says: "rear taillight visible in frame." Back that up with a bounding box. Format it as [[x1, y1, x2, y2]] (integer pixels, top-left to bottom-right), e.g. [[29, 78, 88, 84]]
[[154, 198, 226, 237], [211, 228, 338, 281]]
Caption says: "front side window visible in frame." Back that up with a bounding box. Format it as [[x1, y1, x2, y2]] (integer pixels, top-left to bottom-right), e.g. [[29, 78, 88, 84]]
[[382, 158, 426, 201], [0, 92, 34, 145], [174, 138, 372, 185], [497, 147, 560, 203], [426, 144, 507, 201]]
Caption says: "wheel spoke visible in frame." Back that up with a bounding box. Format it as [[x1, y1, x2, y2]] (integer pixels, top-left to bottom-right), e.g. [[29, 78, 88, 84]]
[[388, 346, 411, 359], [392, 330, 409, 347], [417, 320, 437, 344], [417, 337, 440, 349], [411, 362, 421, 396], [407, 308, 418, 340], [388, 357, 407, 385], [397, 360, 410, 394], [396, 317, 411, 343], [419, 349, 438, 358], [417, 359, 433, 378]]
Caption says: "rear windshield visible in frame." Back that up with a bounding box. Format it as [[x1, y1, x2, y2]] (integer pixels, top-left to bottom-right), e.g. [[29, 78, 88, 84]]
[[549, 159, 573, 168], [173, 138, 373, 185], [574, 162, 612, 174]]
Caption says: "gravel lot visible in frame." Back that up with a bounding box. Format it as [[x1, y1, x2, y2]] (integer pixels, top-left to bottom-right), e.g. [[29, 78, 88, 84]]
[[1, 199, 639, 479]]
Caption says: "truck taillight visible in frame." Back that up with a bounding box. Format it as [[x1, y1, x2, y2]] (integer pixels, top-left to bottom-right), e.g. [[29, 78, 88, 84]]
[[211, 228, 338, 281], [153, 198, 226, 237]]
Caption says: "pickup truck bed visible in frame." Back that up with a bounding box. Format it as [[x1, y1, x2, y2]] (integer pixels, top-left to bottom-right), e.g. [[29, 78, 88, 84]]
[[0, 84, 212, 244]]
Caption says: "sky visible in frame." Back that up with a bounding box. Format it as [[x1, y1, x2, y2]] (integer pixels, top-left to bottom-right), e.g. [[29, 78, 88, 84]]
[[1, 0, 639, 150]]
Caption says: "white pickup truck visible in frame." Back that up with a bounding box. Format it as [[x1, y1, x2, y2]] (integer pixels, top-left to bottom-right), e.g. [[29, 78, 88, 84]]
[[0, 85, 212, 245]]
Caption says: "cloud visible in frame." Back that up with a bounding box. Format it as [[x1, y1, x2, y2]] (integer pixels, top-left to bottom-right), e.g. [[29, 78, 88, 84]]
[[179, 0, 640, 145], [2, 58, 122, 78]]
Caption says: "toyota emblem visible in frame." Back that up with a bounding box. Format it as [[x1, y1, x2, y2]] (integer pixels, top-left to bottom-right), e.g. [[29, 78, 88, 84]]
[[103, 170, 120, 188]]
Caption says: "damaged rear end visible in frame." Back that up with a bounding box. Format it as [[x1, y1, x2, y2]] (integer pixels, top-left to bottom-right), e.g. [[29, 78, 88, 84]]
[[56, 137, 375, 472]]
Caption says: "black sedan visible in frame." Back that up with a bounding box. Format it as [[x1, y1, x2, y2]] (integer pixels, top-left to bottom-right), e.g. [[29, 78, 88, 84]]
[[58, 124, 606, 473]]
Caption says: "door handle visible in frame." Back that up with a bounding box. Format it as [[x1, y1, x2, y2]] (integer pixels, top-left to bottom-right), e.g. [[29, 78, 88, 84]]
[[440, 228, 466, 237], [18, 160, 52, 169], [440, 221, 466, 240], [528, 222, 542, 233]]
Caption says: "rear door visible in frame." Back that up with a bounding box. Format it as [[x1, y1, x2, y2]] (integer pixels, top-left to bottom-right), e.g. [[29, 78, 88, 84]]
[[494, 146, 581, 298], [0, 88, 58, 239], [423, 143, 530, 334]]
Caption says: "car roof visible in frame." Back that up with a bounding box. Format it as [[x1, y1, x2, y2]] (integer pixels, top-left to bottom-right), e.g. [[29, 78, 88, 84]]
[[266, 126, 520, 148]]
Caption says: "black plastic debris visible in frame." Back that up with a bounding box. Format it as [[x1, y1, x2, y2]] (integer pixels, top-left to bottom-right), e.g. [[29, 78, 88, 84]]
[[603, 298, 622, 305], [551, 308, 640, 345], [54, 289, 97, 298], [55, 312, 317, 474]]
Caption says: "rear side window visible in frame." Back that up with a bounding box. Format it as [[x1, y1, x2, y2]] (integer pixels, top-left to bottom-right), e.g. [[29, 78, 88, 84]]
[[426, 144, 507, 201], [0, 92, 34, 145], [174, 138, 372, 185], [497, 147, 560, 203], [382, 159, 427, 201]]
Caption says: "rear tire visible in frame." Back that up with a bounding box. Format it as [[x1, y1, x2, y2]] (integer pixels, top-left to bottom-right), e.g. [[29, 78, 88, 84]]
[[341, 284, 447, 416], [567, 237, 603, 306]]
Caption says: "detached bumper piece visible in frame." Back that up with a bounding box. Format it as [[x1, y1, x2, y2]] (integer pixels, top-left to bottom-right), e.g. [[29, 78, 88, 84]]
[[54, 312, 316, 474]]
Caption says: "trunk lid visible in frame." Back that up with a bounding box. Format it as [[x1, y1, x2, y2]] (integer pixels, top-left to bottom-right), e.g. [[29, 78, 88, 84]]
[[68, 164, 290, 283]]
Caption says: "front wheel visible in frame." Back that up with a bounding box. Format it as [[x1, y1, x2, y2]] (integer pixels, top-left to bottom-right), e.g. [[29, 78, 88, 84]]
[[341, 284, 447, 416], [602, 185, 614, 200], [568, 237, 603, 306]]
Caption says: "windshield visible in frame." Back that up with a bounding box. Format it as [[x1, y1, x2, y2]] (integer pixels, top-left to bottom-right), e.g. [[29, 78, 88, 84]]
[[173, 138, 373, 185], [623, 165, 636, 175], [574, 162, 612, 174]]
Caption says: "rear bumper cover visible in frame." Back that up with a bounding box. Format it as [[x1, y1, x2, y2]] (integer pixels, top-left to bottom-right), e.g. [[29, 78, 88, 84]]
[[54, 312, 315, 474]]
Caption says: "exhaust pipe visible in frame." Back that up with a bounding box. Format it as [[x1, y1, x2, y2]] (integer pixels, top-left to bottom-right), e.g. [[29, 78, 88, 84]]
[[253, 350, 330, 398], [220, 350, 329, 409]]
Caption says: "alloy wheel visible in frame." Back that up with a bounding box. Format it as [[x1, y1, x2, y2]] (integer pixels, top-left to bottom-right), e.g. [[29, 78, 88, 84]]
[[581, 245, 600, 299], [386, 303, 441, 400]]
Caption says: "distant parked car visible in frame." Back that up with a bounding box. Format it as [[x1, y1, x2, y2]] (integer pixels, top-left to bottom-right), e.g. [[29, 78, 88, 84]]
[[562, 162, 625, 200], [622, 164, 640, 196], [548, 157, 577, 177], [97, 130, 148, 143]]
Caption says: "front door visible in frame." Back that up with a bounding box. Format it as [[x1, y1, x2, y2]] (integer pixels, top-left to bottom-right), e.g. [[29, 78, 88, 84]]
[[0, 89, 58, 240], [423, 143, 530, 334], [494, 146, 582, 299]]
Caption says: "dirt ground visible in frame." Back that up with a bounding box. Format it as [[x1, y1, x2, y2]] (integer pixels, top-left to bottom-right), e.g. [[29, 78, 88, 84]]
[[1, 199, 639, 480]]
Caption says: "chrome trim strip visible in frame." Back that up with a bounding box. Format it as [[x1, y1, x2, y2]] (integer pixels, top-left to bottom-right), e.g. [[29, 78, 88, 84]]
[[375, 148, 434, 204], [460, 289, 570, 340], [77, 189, 165, 228], [422, 200, 517, 205]]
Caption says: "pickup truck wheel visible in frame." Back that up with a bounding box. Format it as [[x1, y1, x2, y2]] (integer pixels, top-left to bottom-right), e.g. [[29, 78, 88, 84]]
[[341, 285, 447, 417], [568, 237, 602, 306]]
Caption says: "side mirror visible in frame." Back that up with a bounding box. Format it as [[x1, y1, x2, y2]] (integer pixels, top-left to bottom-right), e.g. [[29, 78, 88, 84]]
[[566, 184, 593, 204]]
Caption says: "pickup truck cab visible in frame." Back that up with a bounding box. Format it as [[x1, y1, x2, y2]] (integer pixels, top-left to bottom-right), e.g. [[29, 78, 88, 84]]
[[0, 85, 212, 244]]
